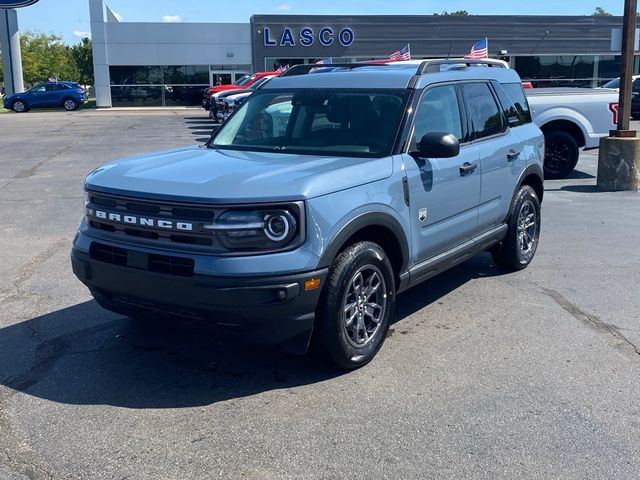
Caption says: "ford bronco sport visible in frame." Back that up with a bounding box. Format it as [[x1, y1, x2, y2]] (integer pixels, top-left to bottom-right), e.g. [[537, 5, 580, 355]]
[[71, 60, 544, 369]]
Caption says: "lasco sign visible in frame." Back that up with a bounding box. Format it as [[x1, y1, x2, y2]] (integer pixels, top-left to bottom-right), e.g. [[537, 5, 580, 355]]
[[263, 27, 354, 47], [0, 0, 39, 8]]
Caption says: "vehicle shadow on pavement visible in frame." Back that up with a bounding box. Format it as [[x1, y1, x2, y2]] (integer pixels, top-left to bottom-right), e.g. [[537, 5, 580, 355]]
[[0, 254, 504, 409]]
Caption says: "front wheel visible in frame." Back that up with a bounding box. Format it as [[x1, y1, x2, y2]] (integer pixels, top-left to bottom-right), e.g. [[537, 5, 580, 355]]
[[543, 130, 579, 179], [492, 185, 541, 271], [63, 98, 79, 111], [12, 100, 27, 112], [316, 241, 395, 369]]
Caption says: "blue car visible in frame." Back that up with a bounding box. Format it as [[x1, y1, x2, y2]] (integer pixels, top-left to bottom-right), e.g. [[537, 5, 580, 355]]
[[3, 81, 87, 112]]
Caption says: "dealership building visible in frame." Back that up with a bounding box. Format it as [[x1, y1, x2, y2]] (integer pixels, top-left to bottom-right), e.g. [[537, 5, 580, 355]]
[[89, 0, 636, 107]]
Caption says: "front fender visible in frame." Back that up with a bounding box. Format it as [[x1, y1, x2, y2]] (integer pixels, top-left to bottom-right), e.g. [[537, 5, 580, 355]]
[[316, 209, 410, 270]]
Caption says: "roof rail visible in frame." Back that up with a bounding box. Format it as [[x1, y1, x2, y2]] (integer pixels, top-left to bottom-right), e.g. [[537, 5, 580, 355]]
[[416, 58, 508, 74], [278, 63, 392, 77]]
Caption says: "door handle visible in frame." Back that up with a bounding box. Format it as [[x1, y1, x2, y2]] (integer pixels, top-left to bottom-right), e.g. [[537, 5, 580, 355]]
[[459, 162, 478, 176], [507, 150, 521, 162]]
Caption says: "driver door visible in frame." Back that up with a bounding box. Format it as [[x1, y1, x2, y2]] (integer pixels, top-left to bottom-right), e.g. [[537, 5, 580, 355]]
[[400, 84, 481, 263], [27, 84, 48, 107]]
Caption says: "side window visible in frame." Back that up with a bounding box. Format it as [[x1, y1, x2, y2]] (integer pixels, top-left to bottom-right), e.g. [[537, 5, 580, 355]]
[[33, 85, 46, 93], [413, 85, 463, 149], [462, 83, 504, 140], [492, 81, 522, 127], [45, 84, 58, 92], [633, 78, 640, 92], [501, 83, 532, 124]]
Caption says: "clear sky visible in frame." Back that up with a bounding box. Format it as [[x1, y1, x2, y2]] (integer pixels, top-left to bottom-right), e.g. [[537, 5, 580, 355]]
[[14, 0, 626, 44]]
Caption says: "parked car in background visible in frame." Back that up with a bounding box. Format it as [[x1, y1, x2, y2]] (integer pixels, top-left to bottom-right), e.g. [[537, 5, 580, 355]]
[[201, 71, 277, 110], [209, 75, 276, 121], [600, 75, 640, 91], [2, 81, 87, 112], [525, 88, 618, 178]]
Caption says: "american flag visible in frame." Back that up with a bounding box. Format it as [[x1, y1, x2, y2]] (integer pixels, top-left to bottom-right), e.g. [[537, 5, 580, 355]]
[[464, 38, 489, 59], [315, 58, 333, 65], [389, 44, 411, 61]]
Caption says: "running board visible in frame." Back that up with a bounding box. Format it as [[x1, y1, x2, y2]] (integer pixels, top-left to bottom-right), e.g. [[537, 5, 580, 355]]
[[398, 224, 507, 293]]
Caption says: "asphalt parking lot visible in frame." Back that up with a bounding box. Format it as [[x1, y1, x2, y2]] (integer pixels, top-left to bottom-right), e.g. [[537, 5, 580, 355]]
[[0, 109, 639, 480]]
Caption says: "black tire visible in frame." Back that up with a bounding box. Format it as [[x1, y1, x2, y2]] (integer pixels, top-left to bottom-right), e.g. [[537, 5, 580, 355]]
[[12, 100, 27, 113], [63, 98, 79, 111], [316, 241, 395, 369], [543, 130, 579, 179], [492, 185, 541, 271]]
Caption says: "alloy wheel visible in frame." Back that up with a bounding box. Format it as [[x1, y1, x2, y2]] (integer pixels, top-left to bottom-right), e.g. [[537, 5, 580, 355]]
[[341, 265, 387, 348]]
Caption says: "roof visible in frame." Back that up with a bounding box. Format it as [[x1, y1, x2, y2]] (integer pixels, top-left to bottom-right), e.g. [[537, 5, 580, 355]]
[[263, 60, 522, 90]]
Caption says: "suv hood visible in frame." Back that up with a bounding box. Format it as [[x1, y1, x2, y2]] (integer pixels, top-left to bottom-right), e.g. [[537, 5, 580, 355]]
[[85, 146, 394, 204]]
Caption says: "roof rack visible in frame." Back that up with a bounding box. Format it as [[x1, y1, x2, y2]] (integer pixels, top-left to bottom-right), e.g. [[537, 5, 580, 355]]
[[278, 63, 392, 77], [277, 58, 508, 79], [416, 58, 508, 74]]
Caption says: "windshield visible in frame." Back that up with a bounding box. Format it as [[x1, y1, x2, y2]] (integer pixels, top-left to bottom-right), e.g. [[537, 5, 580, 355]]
[[209, 89, 408, 157], [234, 74, 253, 87], [602, 78, 620, 88]]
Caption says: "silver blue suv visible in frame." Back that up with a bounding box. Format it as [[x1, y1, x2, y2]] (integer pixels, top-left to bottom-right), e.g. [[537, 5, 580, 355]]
[[71, 60, 544, 369]]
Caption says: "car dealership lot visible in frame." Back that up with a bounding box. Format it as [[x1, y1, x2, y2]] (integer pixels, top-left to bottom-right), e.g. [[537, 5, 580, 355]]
[[0, 110, 639, 480]]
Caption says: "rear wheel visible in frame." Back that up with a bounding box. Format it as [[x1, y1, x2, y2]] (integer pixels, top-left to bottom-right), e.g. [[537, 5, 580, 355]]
[[492, 185, 541, 271], [316, 241, 395, 369], [543, 130, 579, 179], [63, 98, 79, 111], [12, 100, 27, 113]]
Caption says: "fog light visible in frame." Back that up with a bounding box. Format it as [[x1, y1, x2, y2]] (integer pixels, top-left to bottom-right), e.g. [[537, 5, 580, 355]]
[[304, 278, 321, 291]]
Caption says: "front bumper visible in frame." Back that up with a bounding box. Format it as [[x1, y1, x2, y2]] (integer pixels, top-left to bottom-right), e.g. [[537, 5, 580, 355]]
[[71, 240, 327, 353]]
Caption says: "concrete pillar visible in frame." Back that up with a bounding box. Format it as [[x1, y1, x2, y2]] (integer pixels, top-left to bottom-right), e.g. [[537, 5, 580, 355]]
[[597, 137, 640, 191], [0, 8, 24, 96], [89, 0, 111, 107]]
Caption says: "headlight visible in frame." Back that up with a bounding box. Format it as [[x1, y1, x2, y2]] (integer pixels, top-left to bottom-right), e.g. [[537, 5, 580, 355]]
[[204, 205, 302, 252]]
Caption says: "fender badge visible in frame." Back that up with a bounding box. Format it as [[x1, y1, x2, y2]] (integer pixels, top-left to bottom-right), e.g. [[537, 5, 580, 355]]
[[418, 208, 427, 223]]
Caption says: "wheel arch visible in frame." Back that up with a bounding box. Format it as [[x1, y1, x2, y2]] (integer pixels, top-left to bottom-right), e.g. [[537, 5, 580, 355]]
[[318, 212, 410, 289], [540, 119, 586, 148], [509, 164, 544, 217]]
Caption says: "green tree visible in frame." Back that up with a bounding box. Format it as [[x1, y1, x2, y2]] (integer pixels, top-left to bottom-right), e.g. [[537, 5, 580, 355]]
[[433, 10, 470, 16], [592, 6, 612, 16], [19, 31, 79, 86], [70, 37, 94, 85]]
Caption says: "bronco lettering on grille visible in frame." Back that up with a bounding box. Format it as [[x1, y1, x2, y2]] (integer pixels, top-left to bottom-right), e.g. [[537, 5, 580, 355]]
[[87, 208, 194, 231]]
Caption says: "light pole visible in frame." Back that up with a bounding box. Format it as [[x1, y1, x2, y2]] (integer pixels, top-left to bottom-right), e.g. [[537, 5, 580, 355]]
[[597, 0, 640, 191], [612, 0, 638, 136]]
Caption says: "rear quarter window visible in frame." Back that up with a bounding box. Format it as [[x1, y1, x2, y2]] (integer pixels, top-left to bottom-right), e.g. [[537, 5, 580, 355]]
[[501, 83, 532, 125]]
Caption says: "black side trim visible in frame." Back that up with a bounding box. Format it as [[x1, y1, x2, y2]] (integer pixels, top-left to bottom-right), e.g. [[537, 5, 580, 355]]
[[318, 212, 409, 271], [400, 224, 507, 293]]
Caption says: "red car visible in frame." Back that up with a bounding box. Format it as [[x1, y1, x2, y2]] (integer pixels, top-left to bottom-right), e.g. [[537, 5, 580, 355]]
[[202, 71, 277, 109]]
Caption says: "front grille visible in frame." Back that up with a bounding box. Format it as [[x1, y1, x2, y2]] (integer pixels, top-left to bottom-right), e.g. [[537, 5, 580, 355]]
[[90, 241, 195, 277], [85, 192, 223, 251]]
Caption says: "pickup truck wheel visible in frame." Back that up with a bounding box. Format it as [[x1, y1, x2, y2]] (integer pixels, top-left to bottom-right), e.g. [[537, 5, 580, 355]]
[[317, 241, 395, 369], [543, 131, 579, 179], [492, 185, 541, 271]]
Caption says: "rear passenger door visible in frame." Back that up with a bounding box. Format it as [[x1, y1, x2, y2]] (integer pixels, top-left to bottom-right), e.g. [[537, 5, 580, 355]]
[[401, 84, 481, 263], [461, 82, 526, 231]]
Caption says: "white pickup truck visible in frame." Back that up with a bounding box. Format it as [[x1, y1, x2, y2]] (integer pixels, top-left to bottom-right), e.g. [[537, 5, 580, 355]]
[[526, 88, 619, 178]]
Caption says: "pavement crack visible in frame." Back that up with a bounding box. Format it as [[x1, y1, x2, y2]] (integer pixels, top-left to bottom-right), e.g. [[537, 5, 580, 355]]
[[541, 287, 640, 357], [0, 236, 72, 307]]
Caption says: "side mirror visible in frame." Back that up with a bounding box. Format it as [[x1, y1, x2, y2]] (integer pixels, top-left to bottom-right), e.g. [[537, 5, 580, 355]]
[[413, 133, 460, 159]]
